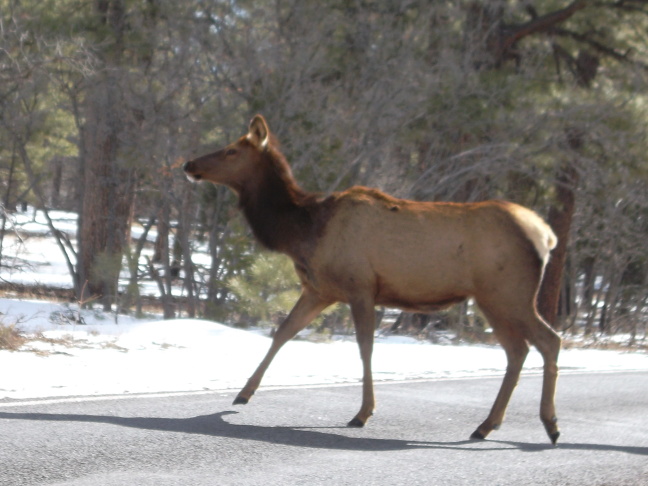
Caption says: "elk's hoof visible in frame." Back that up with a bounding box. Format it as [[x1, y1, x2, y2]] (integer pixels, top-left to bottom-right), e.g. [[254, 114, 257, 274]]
[[232, 395, 249, 405], [347, 417, 365, 428], [470, 429, 486, 440], [549, 431, 560, 446], [543, 416, 560, 445]]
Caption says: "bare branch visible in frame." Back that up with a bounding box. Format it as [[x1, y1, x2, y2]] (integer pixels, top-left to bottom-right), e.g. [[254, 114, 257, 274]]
[[503, 1, 588, 50], [551, 27, 648, 70]]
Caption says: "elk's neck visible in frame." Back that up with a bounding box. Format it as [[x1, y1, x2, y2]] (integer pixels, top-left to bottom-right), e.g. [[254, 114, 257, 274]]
[[238, 163, 317, 256]]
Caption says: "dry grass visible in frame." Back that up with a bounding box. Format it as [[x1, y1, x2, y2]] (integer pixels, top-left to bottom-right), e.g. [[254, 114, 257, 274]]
[[0, 324, 129, 355], [0, 323, 27, 351], [561, 335, 648, 353], [24, 333, 128, 356]]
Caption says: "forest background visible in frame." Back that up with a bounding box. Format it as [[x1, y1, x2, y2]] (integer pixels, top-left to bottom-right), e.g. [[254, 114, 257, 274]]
[[1, 0, 647, 343]]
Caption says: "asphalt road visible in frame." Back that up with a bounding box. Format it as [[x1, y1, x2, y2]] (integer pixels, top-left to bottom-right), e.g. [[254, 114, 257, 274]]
[[1, 372, 647, 486]]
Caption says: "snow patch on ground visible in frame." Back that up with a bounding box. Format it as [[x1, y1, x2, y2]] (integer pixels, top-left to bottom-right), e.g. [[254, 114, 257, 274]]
[[1, 298, 646, 402]]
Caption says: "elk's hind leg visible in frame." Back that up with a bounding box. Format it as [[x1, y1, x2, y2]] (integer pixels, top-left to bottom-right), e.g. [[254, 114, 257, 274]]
[[527, 317, 561, 444], [233, 289, 331, 405], [470, 317, 529, 441]]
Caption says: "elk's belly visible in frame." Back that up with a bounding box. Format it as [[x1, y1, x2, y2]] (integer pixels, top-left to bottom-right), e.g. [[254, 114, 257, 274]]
[[374, 274, 469, 313]]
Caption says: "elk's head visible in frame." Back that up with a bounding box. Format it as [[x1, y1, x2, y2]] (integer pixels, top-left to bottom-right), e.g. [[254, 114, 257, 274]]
[[183, 115, 270, 193]]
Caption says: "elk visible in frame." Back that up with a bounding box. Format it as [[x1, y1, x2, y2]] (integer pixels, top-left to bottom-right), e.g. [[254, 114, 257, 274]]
[[183, 115, 561, 444]]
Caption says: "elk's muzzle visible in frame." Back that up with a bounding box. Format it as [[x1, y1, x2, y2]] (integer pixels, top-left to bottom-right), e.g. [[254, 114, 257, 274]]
[[183, 161, 202, 180]]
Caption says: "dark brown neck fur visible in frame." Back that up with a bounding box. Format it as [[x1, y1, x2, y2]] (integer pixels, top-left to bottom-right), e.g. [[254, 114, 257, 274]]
[[238, 147, 320, 256]]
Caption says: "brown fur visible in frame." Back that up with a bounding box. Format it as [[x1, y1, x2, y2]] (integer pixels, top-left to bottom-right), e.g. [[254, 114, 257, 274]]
[[184, 115, 562, 443]]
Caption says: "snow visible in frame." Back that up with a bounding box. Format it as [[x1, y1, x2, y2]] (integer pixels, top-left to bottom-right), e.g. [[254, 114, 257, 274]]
[[0, 207, 184, 295], [1, 298, 646, 403], [1, 208, 78, 288]]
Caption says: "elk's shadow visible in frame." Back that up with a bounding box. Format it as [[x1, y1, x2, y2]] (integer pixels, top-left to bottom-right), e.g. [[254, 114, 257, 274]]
[[1, 410, 646, 455]]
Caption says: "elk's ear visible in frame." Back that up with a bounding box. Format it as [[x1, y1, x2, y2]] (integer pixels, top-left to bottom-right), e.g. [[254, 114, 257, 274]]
[[247, 115, 269, 149]]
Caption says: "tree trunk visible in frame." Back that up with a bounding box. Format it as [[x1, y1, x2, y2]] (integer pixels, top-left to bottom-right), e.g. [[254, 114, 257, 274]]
[[153, 201, 170, 263], [48, 156, 62, 208], [177, 182, 197, 317], [537, 163, 578, 329], [77, 74, 136, 310], [0, 144, 18, 264], [581, 256, 596, 335], [76, 0, 142, 311]]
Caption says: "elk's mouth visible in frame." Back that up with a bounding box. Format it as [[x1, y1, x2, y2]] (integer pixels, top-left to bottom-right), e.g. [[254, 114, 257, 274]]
[[184, 171, 202, 182]]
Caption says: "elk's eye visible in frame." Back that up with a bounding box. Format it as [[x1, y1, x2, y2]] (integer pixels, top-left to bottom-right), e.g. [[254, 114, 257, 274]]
[[225, 148, 237, 156]]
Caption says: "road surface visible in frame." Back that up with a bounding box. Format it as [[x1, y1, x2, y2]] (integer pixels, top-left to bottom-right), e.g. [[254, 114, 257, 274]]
[[1, 372, 647, 485]]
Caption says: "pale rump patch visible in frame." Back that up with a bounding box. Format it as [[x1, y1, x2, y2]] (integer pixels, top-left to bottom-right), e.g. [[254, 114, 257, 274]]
[[508, 203, 557, 266]]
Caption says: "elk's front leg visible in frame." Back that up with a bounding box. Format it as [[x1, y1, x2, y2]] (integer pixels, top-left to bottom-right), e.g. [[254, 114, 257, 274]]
[[233, 289, 330, 405], [347, 297, 376, 427]]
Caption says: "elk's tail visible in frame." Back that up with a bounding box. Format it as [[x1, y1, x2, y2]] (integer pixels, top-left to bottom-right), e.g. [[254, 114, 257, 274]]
[[509, 204, 558, 269]]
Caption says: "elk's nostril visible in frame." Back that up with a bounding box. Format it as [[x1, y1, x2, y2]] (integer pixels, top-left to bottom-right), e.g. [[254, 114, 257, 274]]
[[183, 161, 202, 181]]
